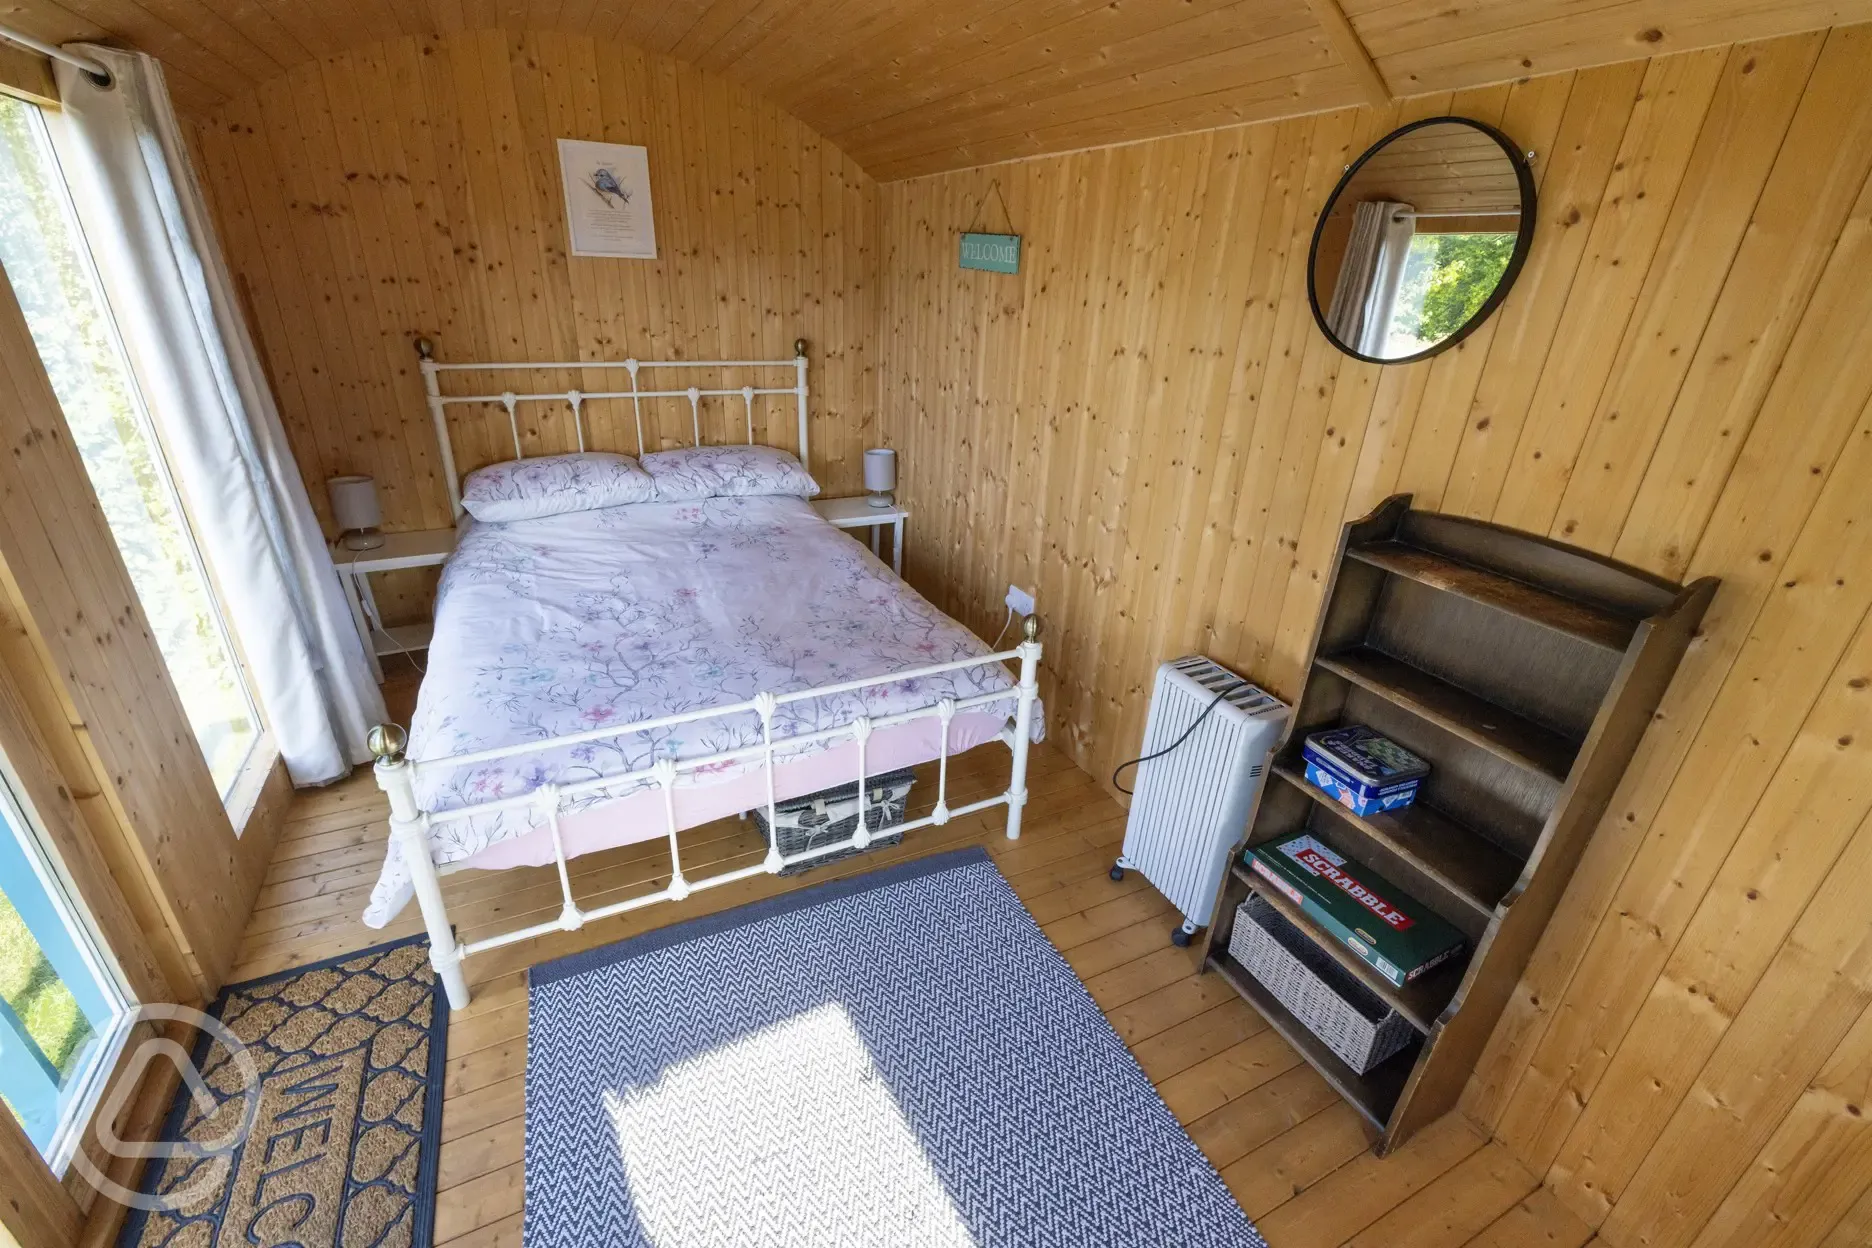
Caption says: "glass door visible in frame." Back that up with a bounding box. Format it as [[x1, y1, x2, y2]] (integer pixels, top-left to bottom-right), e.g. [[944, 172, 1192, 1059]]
[[0, 760, 133, 1169]]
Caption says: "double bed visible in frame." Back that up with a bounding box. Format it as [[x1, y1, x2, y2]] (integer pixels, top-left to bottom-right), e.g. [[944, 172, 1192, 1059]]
[[364, 344, 1043, 1009]]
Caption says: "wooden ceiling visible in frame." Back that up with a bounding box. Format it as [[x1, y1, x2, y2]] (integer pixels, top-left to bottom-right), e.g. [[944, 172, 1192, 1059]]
[[4, 0, 1870, 178]]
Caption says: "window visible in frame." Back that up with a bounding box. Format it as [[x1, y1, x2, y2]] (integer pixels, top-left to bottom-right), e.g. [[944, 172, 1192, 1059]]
[[1381, 230, 1517, 359], [0, 95, 260, 797], [0, 752, 134, 1169]]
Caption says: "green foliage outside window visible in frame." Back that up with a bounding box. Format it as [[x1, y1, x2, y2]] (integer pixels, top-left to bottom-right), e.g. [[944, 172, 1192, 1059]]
[[1390, 231, 1516, 347], [0, 889, 90, 1080]]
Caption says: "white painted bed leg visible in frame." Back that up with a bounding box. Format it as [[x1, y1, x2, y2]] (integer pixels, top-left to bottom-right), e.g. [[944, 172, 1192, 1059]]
[[933, 699, 954, 826], [370, 725, 470, 1011], [1005, 617, 1043, 841], [542, 786, 581, 933], [851, 717, 872, 849], [656, 758, 689, 899], [756, 693, 784, 874]]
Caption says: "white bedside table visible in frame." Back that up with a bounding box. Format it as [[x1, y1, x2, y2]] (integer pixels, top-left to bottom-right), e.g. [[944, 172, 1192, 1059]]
[[812, 497, 908, 575], [331, 528, 457, 683]]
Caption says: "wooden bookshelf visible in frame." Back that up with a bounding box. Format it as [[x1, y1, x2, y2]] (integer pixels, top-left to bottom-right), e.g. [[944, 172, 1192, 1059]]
[[1200, 494, 1716, 1153]]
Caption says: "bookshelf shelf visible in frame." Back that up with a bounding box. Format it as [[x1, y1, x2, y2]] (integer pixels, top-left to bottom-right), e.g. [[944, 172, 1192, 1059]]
[[1270, 761, 1518, 924], [1346, 541, 1638, 653], [1315, 647, 1577, 783]]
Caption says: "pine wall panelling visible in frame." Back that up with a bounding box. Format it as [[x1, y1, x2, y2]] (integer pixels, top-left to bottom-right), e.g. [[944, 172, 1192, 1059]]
[[0, 264, 267, 1002], [0, 532, 175, 1241], [878, 23, 1872, 1246], [189, 30, 879, 622], [0, 1102, 77, 1248]]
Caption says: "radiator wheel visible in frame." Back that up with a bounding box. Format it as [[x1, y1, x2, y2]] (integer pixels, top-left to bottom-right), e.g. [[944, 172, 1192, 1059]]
[[1109, 863, 1125, 882], [1171, 926, 1193, 948]]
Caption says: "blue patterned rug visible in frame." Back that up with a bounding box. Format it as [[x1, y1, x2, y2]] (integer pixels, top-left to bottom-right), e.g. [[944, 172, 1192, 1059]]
[[527, 847, 1264, 1246]]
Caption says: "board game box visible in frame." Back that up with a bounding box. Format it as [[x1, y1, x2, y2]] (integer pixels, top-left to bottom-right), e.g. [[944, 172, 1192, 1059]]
[[1301, 725, 1430, 816], [1245, 831, 1465, 987]]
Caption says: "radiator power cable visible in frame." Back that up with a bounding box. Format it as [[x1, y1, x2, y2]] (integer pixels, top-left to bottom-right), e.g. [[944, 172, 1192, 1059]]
[[1110, 678, 1249, 796]]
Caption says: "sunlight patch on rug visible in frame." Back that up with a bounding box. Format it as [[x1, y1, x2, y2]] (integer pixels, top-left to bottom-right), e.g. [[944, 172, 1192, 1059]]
[[603, 1002, 975, 1246]]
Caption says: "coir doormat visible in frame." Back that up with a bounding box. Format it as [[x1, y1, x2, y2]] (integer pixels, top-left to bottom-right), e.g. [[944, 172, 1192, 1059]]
[[118, 935, 447, 1247]]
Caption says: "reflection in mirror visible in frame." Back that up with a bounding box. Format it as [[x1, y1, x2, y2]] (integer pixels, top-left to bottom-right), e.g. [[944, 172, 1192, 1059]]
[[1310, 119, 1533, 363]]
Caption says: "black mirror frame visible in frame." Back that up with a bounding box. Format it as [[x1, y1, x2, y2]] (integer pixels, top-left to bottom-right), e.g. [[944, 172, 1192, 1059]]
[[1306, 116, 1539, 366]]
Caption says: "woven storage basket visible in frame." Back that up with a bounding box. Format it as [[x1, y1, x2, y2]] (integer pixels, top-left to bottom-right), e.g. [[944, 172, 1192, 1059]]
[[1228, 892, 1416, 1074], [752, 768, 915, 875]]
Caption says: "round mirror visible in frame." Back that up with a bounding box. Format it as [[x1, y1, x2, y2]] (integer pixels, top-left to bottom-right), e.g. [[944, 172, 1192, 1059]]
[[1309, 118, 1536, 364]]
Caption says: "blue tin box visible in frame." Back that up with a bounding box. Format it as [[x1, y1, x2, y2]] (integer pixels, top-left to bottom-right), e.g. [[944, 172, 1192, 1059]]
[[1301, 726, 1430, 817]]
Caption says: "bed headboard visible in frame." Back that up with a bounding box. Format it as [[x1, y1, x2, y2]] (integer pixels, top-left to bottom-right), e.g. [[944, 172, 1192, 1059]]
[[414, 338, 810, 521]]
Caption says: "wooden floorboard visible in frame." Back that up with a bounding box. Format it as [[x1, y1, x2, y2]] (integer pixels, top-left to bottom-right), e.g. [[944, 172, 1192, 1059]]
[[247, 717, 1565, 1247]]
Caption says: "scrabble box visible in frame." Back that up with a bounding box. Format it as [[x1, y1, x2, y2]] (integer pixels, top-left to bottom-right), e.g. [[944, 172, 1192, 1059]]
[[1246, 831, 1465, 988]]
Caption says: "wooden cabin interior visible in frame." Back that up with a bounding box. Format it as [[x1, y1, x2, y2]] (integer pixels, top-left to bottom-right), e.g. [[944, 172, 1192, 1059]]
[[1, 2, 1870, 1246]]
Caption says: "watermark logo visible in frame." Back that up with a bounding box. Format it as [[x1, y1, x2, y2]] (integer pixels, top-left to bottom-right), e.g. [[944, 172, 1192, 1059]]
[[71, 1003, 261, 1213]]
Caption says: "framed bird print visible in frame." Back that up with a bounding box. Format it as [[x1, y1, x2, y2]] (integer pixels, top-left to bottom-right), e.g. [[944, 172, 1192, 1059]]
[[557, 139, 658, 259]]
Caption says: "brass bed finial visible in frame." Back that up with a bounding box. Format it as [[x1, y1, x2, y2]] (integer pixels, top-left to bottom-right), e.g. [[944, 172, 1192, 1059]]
[[793, 338, 807, 358], [367, 723, 408, 764], [414, 337, 434, 361], [1023, 615, 1041, 642]]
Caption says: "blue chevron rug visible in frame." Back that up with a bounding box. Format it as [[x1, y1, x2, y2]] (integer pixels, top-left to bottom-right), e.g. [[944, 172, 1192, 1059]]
[[526, 846, 1265, 1247]]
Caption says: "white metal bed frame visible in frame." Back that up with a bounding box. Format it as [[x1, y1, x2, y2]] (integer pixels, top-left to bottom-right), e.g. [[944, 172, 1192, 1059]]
[[370, 339, 1042, 1010]]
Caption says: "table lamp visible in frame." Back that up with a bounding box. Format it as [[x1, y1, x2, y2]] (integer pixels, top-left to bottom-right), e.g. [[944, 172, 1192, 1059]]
[[864, 448, 896, 508], [328, 475, 385, 551]]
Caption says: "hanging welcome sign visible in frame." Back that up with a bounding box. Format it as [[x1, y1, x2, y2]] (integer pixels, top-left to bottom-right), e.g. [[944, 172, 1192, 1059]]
[[960, 232, 1021, 273], [958, 180, 1020, 274]]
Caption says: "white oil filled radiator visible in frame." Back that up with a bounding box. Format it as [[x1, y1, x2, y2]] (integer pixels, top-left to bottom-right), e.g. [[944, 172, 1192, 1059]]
[[1113, 656, 1288, 946]]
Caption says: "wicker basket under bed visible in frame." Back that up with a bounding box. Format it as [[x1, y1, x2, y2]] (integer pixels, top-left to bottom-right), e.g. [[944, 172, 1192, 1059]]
[[751, 768, 915, 875], [1228, 892, 1416, 1074]]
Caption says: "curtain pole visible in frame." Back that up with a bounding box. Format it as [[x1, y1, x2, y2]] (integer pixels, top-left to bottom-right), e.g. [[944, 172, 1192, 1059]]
[[0, 25, 112, 85]]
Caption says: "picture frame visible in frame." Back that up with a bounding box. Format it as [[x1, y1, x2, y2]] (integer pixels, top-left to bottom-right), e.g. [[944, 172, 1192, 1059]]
[[557, 138, 658, 259]]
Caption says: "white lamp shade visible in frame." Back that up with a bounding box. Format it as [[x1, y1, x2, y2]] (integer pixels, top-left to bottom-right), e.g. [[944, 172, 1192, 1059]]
[[863, 448, 897, 492], [327, 475, 382, 531]]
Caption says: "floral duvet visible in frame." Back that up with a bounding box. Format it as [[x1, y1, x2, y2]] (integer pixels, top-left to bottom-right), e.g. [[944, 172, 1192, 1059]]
[[362, 494, 1032, 927]]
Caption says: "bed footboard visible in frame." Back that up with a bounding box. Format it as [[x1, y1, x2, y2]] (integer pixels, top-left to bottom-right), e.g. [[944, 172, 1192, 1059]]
[[368, 619, 1043, 1010]]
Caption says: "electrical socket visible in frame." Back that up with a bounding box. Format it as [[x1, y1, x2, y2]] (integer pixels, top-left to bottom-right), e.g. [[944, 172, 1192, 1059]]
[[1005, 584, 1036, 617]]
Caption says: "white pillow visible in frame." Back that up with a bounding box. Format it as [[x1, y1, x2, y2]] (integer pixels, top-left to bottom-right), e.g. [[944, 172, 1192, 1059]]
[[641, 445, 821, 503], [460, 452, 656, 522]]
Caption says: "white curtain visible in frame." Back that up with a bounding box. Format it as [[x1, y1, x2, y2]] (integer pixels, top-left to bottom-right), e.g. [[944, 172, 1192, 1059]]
[[1324, 200, 1415, 357], [49, 47, 385, 786]]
